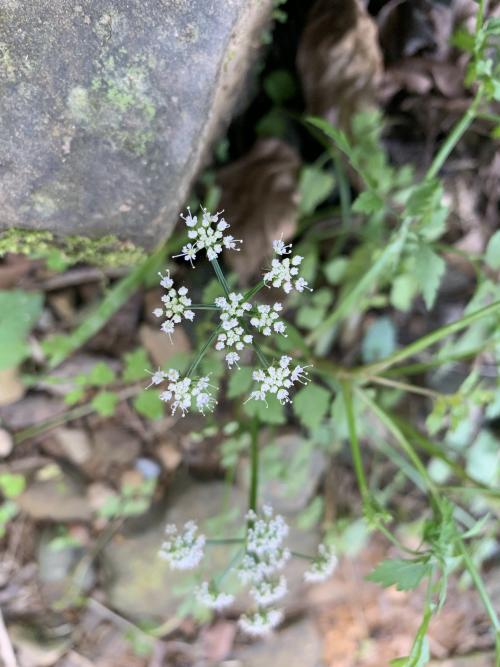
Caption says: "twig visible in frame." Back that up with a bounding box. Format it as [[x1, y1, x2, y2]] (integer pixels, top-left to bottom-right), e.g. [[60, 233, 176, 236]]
[[0, 608, 18, 667]]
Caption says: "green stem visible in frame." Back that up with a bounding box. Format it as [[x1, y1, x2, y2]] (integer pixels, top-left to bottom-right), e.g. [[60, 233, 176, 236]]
[[290, 550, 315, 561], [457, 537, 500, 634], [211, 257, 231, 298], [355, 300, 500, 377], [186, 325, 222, 377], [426, 86, 484, 180], [190, 304, 220, 311], [341, 381, 369, 500], [248, 418, 259, 514], [244, 280, 265, 301]]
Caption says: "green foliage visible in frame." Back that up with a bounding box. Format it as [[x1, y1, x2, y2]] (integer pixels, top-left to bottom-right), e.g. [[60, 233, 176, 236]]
[[0, 290, 43, 370], [362, 317, 397, 363], [91, 390, 119, 417], [366, 559, 431, 592], [133, 391, 164, 420], [485, 230, 500, 269], [299, 165, 335, 215], [293, 383, 330, 430]]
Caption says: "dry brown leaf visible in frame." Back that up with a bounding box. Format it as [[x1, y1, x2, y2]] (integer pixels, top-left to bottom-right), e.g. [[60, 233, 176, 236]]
[[0, 367, 25, 406], [217, 138, 300, 281], [139, 323, 190, 367], [296, 0, 382, 132]]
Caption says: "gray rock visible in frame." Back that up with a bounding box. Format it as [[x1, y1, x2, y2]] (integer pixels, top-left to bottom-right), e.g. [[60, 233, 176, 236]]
[[234, 618, 324, 667], [103, 478, 321, 621], [0, 0, 272, 247], [17, 472, 92, 522]]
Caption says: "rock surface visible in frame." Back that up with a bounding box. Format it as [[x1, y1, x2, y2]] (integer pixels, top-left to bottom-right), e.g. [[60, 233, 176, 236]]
[[103, 478, 321, 620], [0, 0, 272, 247], [234, 618, 325, 667]]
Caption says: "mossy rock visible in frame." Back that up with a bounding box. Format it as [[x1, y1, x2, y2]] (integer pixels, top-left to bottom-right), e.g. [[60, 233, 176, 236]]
[[0, 0, 272, 248]]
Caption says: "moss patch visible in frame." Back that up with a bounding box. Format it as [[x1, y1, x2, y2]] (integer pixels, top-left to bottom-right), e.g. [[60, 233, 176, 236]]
[[0, 228, 145, 269], [67, 54, 157, 156]]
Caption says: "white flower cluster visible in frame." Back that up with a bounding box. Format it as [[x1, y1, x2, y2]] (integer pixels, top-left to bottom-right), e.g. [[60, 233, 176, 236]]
[[173, 208, 241, 265], [238, 609, 283, 638], [236, 506, 290, 637], [248, 355, 311, 405], [196, 582, 235, 611], [304, 544, 338, 583], [152, 369, 215, 416], [153, 271, 194, 338], [263, 239, 311, 294], [250, 303, 287, 337], [159, 521, 205, 570], [215, 293, 253, 368], [158, 506, 338, 640]]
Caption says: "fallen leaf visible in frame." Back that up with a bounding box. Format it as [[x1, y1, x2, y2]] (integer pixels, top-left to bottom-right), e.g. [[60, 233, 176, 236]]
[[0, 428, 13, 457], [296, 0, 382, 132], [139, 323, 190, 367], [217, 138, 301, 281], [0, 367, 25, 406]]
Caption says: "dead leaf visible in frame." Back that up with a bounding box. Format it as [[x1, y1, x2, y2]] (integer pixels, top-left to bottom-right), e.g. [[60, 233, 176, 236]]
[[0, 367, 25, 406], [200, 620, 236, 662], [0, 428, 13, 457], [296, 0, 382, 132], [139, 323, 190, 367], [157, 441, 182, 472], [217, 138, 300, 281]]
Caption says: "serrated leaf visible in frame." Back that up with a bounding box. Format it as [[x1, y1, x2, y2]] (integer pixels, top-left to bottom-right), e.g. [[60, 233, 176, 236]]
[[298, 165, 335, 215], [133, 391, 164, 420], [366, 558, 431, 591], [390, 274, 418, 312], [413, 246, 445, 310], [485, 231, 500, 269], [352, 191, 383, 214], [293, 383, 330, 430], [91, 391, 119, 417]]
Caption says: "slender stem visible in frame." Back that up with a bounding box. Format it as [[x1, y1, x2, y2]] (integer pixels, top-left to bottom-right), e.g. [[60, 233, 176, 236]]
[[355, 300, 500, 377], [190, 304, 220, 311], [365, 375, 442, 399], [186, 325, 222, 377], [214, 546, 246, 589], [426, 86, 484, 180], [358, 388, 441, 504], [248, 418, 259, 513], [341, 381, 369, 500], [244, 280, 265, 301], [457, 537, 500, 633], [211, 258, 231, 298], [290, 550, 315, 561]]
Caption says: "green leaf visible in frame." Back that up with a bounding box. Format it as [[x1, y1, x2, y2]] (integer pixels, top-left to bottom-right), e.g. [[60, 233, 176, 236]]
[[256, 109, 287, 138], [91, 391, 119, 417], [64, 386, 86, 406], [87, 362, 116, 387], [485, 231, 500, 269], [123, 348, 150, 382], [133, 391, 164, 420], [0, 473, 26, 499], [263, 69, 296, 105], [0, 290, 43, 370], [306, 116, 352, 156], [297, 496, 324, 530], [293, 383, 330, 430], [366, 558, 431, 591], [390, 274, 418, 312], [243, 395, 285, 424], [390, 608, 431, 667], [413, 246, 446, 310], [362, 317, 397, 363], [324, 257, 348, 285], [227, 367, 254, 399], [352, 191, 383, 215], [298, 166, 335, 215]]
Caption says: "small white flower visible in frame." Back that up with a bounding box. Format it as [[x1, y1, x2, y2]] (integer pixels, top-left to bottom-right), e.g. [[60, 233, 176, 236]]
[[250, 575, 287, 607], [246, 355, 311, 406], [238, 548, 291, 584], [196, 582, 235, 611], [273, 238, 292, 255], [238, 609, 283, 637], [246, 505, 289, 557], [147, 368, 167, 387], [264, 242, 311, 294], [215, 292, 253, 367], [159, 521, 206, 570], [250, 303, 287, 337], [154, 271, 195, 339], [175, 208, 242, 264], [157, 370, 216, 416], [303, 544, 338, 583]]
